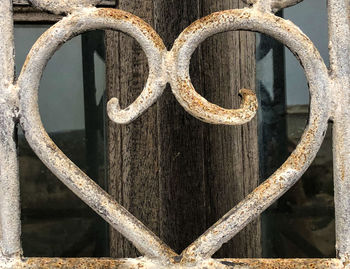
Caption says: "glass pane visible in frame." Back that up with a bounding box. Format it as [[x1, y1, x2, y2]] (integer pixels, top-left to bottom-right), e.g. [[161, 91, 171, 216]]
[[15, 25, 108, 257], [257, 0, 334, 258]]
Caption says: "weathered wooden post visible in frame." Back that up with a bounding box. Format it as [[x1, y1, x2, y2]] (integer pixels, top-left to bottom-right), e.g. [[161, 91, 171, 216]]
[[106, 0, 260, 258]]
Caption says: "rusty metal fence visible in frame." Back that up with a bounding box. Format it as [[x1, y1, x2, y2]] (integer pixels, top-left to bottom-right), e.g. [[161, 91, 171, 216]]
[[0, 0, 349, 268]]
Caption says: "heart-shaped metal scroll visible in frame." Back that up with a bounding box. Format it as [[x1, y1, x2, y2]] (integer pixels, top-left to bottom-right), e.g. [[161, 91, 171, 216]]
[[17, 5, 330, 266], [171, 9, 330, 262], [16, 8, 175, 264]]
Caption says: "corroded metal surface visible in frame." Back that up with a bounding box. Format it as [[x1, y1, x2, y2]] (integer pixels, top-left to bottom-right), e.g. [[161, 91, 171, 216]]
[[0, 0, 349, 267], [0, 0, 21, 258], [329, 0, 350, 262], [16, 8, 175, 264], [177, 7, 329, 262], [28, 0, 103, 14], [0, 258, 345, 269], [242, 0, 304, 12]]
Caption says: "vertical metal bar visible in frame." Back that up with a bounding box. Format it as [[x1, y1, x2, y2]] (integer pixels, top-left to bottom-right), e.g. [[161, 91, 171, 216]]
[[0, 1, 15, 85], [82, 32, 99, 185], [0, 0, 21, 257], [329, 0, 350, 260], [81, 31, 109, 256]]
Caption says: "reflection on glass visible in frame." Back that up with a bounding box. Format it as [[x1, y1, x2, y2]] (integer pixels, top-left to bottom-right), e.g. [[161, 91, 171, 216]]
[[257, 4, 334, 258], [15, 25, 108, 257]]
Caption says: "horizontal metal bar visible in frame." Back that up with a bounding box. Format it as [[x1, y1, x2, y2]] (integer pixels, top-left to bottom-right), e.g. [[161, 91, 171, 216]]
[[12, 0, 116, 6], [13, 7, 62, 22], [0, 258, 344, 268], [243, 0, 304, 12], [13, 0, 116, 22]]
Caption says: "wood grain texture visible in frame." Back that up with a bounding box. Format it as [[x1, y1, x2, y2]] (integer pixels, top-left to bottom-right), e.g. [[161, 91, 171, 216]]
[[106, 0, 260, 258], [106, 0, 159, 258], [153, 0, 207, 255], [199, 0, 260, 258]]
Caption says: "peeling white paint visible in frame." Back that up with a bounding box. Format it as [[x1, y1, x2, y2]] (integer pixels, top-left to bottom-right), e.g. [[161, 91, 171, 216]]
[[0, 0, 349, 267]]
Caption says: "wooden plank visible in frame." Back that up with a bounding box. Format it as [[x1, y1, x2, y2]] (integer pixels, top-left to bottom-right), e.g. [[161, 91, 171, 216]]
[[153, 0, 207, 255], [106, 0, 205, 257], [106, 0, 260, 259], [198, 0, 260, 258], [106, 0, 161, 257]]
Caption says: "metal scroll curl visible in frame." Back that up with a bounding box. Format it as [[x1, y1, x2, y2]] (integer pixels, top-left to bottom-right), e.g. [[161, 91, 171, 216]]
[[16, 8, 175, 263], [175, 9, 330, 262]]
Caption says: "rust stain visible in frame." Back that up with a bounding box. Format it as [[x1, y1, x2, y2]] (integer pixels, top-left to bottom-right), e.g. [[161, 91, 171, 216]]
[[4, 0, 346, 265], [96, 8, 165, 50], [175, 78, 258, 125], [2, 257, 336, 268], [217, 258, 343, 269]]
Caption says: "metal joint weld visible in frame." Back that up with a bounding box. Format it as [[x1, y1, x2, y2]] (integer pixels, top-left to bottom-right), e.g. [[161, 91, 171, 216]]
[[243, 0, 304, 13]]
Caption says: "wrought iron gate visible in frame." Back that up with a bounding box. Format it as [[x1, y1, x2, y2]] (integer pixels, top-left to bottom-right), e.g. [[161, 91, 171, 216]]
[[0, 0, 349, 267]]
